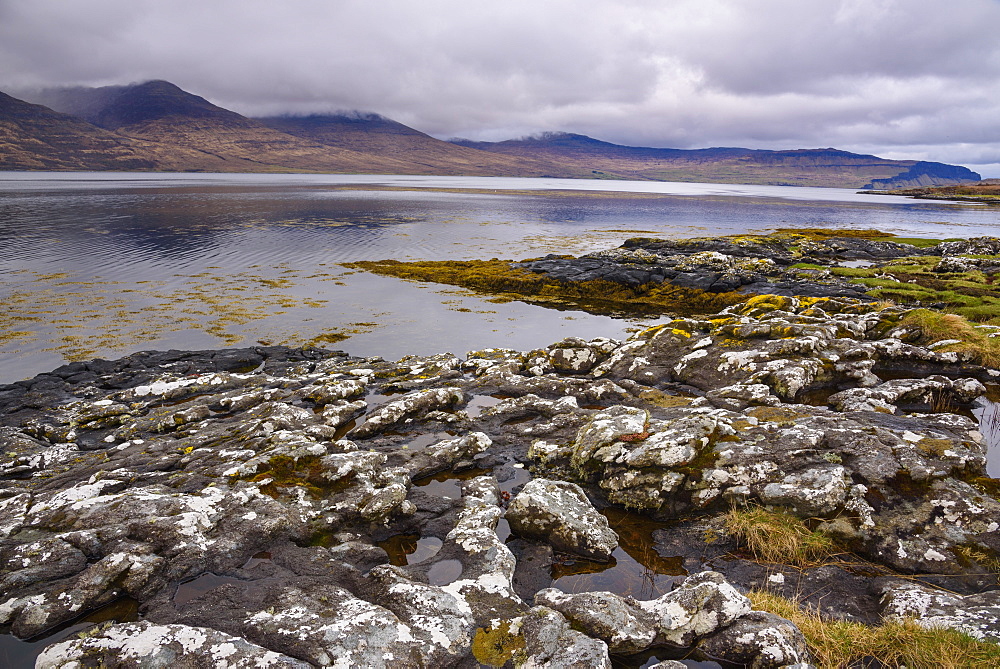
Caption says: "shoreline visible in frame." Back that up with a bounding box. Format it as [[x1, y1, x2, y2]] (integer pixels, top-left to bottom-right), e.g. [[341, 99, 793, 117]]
[[3, 230, 1000, 667]]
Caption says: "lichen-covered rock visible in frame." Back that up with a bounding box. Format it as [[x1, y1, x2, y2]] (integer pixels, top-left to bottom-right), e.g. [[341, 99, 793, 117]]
[[35, 621, 311, 668], [350, 386, 465, 437], [536, 571, 752, 653], [434, 476, 527, 623], [703, 383, 782, 411], [640, 571, 751, 646], [506, 478, 619, 560], [759, 464, 850, 516], [409, 431, 493, 479], [829, 376, 985, 414], [571, 405, 648, 470], [366, 564, 477, 662], [696, 610, 811, 669], [881, 580, 1000, 642], [547, 337, 604, 374], [517, 605, 613, 668], [239, 585, 443, 667], [533, 589, 657, 653]]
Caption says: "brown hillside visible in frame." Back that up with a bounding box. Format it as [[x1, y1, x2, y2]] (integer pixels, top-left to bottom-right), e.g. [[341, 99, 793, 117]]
[[0, 91, 155, 171], [257, 114, 586, 177]]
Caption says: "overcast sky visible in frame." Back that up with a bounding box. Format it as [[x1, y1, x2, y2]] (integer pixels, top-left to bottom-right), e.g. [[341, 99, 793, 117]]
[[3, 0, 1000, 176]]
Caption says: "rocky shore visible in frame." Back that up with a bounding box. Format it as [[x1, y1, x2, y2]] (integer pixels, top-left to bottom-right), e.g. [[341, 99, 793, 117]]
[[3, 232, 1000, 667]]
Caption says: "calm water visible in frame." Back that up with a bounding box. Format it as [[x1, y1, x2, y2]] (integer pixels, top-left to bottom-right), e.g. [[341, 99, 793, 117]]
[[1, 172, 998, 384]]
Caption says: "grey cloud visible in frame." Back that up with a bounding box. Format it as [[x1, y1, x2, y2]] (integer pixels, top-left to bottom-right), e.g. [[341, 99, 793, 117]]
[[2, 0, 1000, 175]]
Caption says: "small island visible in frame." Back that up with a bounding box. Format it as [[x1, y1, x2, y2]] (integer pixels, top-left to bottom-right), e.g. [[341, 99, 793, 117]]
[[861, 179, 1000, 204]]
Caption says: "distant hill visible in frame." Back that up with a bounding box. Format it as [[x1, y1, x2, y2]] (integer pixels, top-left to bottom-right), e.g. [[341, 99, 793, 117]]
[[0, 90, 155, 170], [256, 113, 584, 177], [451, 132, 981, 189], [2, 81, 983, 188]]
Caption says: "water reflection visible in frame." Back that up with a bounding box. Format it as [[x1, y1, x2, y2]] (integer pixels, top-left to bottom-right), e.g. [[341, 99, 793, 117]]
[[3, 173, 998, 384], [975, 386, 1000, 477], [552, 508, 687, 601], [0, 597, 139, 668]]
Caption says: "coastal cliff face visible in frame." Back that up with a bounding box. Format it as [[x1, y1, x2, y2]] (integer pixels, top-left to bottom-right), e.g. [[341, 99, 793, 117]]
[[3, 232, 1000, 667], [2, 81, 982, 188]]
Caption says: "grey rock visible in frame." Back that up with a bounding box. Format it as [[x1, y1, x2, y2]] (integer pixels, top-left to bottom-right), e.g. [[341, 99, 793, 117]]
[[517, 605, 613, 668], [534, 589, 657, 654], [536, 571, 751, 653], [881, 580, 1000, 642], [697, 610, 810, 669], [35, 621, 311, 668], [350, 386, 465, 437], [506, 478, 619, 560]]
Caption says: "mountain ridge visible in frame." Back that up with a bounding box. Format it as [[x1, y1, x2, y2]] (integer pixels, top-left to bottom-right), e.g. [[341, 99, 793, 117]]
[[2, 81, 982, 188], [450, 132, 980, 188]]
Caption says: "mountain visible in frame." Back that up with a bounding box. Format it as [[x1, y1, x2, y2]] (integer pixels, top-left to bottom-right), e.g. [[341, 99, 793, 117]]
[[451, 132, 981, 188], [3, 82, 983, 187], [0, 90, 155, 170], [20, 81, 429, 173], [256, 113, 582, 177]]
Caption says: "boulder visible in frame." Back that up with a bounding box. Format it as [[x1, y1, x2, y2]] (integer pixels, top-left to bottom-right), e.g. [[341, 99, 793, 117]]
[[506, 478, 619, 560], [697, 610, 811, 668]]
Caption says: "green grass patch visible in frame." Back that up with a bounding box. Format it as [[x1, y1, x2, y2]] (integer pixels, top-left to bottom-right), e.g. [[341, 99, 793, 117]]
[[828, 254, 1000, 326], [899, 310, 1000, 367]]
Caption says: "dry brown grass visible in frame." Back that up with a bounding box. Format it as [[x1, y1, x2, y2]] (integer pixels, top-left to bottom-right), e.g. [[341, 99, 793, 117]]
[[724, 505, 838, 567], [750, 590, 1000, 668]]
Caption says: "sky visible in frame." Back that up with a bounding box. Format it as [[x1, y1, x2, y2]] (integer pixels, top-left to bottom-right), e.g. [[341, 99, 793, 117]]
[[2, 0, 1000, 176]]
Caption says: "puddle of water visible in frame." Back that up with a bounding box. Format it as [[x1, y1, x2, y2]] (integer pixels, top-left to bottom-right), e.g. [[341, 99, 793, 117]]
[[838, 259, 874, 268], [976, 385, 1000, 477], [797, 386, 838, 407], [173, 573, 247, 606], [400, 431, 454, 451], [464, 394, 505, 418], [242, 550, 273, 570], [552, 508, 686, 601], [498, 464, 532, 494], [427, 559, 463, 586], [332, 418, 357, 441], [377, 534, 444, 566], [413, 467, 492, 499], [496, 518, 512, 543], [0, 597, 139, 668]]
